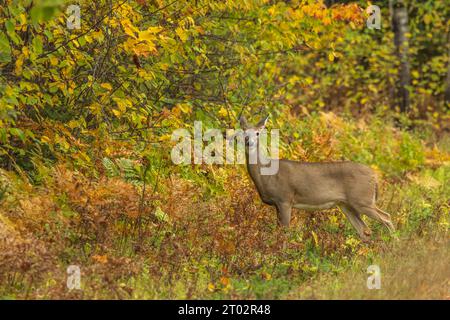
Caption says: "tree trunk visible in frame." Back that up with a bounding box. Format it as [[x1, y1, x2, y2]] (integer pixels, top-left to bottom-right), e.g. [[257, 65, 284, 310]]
[[390, 0, 411, 112]]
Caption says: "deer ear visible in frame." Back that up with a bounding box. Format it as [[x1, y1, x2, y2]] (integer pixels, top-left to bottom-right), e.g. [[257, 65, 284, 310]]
[[256, 115, 269, 128], [239, 115, 248, 129]]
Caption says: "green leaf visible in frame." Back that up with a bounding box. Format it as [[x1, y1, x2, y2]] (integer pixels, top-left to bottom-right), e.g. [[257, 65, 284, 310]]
[[30, 3, 58, 24], [5, 20, 15, 34], [154, 207, 170, 223], [0, 32, 12, 63], [0, 128, 7, 144], [5, 20, 20, 45], [32, 36, 43, 55], [9, 128, 26, 143]]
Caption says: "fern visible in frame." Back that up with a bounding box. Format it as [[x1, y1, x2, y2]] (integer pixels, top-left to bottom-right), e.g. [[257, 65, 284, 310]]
[[102, 157, 119, 177], [117, 158, 141, 185], [103, 157, 146, 186]]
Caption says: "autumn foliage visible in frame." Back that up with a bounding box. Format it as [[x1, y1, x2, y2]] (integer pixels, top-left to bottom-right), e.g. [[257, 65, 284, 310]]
[[0, 0, 449, 299]]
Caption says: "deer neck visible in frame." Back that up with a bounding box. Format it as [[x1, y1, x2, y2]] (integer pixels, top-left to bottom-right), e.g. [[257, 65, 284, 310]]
[[245, 143, 268, 191]]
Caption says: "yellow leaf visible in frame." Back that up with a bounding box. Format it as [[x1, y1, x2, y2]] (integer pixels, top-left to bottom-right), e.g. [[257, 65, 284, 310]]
[[268, 6, 277, 16], [89, 102, 102, 116], [100, 83, 113, 90], [18, 13, 27, 26], [68, 120, 79, 129], [423, 14, 432, 25], [218, 107, 228, 118], [15, 55, 24, 75], [121, 19, 139, 39], [328, 52, 335, 62], [288, 75, 300, 85], [139, 31, 156, 43], [177, 103, 191, 114], [261, 272, 272, 280], [175, 27, 188, 42], [21, 46, 29, 58], [49, 56, 58, 66], [311, 230, 319, 247], [159, 134, 172, 141], [139, 26, 162, 42], [41, 136, 51, 143], [113, 97, 131, 112]]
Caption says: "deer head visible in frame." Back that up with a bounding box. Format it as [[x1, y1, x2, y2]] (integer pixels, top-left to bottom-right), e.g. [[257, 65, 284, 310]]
[[239, 115, 269, 150]]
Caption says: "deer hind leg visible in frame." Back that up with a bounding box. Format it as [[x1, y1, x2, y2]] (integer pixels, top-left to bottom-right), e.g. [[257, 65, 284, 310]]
[[339, 204, 371, 241], [275, 202, 292, 227], [375, 207, 395, 232], [353, 204, 395, 233]]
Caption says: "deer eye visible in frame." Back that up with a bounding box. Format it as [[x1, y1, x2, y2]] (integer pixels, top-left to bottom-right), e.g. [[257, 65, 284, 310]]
[[256, 132, 259, 136]]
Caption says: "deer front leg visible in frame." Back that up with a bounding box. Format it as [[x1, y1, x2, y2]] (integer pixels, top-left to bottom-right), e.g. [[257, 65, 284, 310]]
[[275, 202, 292, 227]]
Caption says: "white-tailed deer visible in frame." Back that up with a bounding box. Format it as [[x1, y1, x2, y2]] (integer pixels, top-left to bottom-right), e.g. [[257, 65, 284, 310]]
[[237, 115, 395, 241]]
